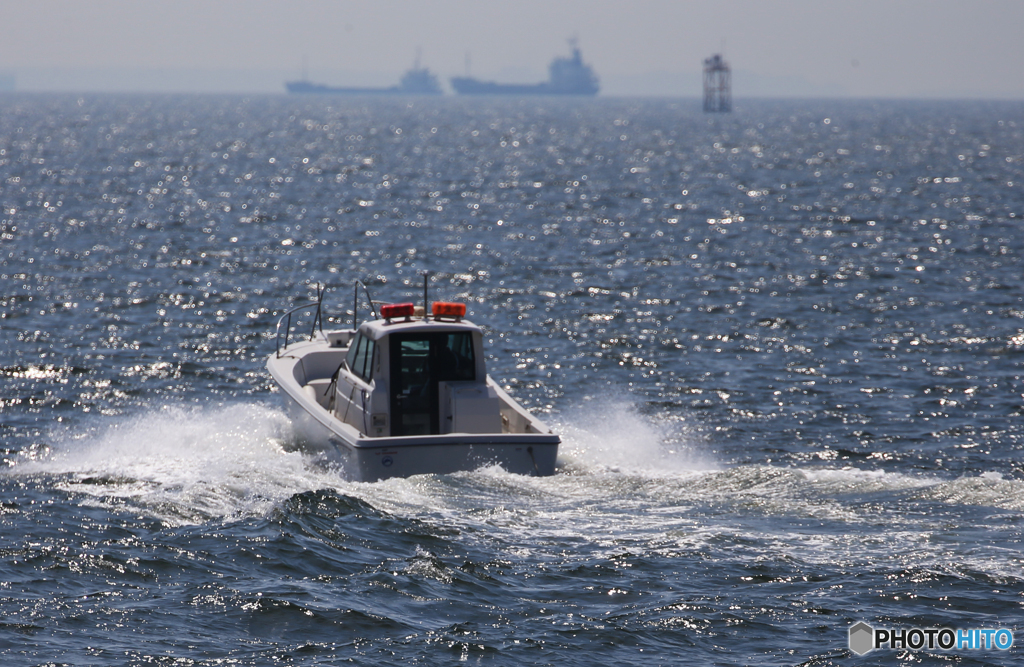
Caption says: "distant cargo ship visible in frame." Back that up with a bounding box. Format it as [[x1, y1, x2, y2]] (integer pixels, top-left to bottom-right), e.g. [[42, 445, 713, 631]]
[[451, 44, 599, 96], [286, 64, 442, 95]]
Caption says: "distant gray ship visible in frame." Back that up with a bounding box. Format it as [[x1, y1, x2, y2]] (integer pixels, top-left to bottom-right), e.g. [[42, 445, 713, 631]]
[[451, 44, 599, 96], [286, 63, 442, 95]]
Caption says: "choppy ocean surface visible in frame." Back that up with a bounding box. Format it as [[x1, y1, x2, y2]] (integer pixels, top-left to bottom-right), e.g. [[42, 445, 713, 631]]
[[2, 94, 1023, 665]]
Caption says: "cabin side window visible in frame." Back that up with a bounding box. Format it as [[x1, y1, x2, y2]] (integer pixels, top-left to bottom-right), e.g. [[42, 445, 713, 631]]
[[360, 339, 376, 381], [345, 333, 362, 372], [346, 333, 375, 383]]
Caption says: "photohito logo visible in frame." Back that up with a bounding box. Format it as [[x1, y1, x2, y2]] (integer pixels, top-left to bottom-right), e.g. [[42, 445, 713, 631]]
[[849, 621, 1014, 656]]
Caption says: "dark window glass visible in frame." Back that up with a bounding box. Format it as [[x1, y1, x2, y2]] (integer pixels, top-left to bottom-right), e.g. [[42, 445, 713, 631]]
[[345, 333, 362, 371], [361, 339, 375, 381], [438, 332, 475, 382], [349, 334, 371, 382]]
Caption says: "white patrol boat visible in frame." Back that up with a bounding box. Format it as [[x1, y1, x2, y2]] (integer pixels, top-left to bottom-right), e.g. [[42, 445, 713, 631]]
[[266, 281, 560, 481]]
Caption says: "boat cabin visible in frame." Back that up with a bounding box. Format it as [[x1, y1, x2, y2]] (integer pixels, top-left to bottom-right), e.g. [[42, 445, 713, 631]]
[[328, 302, 503, 438]]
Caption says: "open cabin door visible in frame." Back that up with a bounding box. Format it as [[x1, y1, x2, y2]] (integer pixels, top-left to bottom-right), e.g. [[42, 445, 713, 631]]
[[389, 331, 475, 436]]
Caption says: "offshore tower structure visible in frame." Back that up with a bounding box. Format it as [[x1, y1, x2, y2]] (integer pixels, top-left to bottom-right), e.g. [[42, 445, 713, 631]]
[[703, 54, 731, 112]]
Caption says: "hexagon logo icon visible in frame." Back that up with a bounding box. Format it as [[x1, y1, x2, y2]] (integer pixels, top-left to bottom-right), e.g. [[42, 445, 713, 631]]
[[849, 621, 874, 656]]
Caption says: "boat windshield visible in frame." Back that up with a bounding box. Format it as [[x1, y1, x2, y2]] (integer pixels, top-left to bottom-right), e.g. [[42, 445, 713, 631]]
[[390, 331, 475, 435]]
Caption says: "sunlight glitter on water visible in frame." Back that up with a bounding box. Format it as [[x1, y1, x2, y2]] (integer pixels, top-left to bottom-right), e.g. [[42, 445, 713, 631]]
[[3, 95, 1024, 664]]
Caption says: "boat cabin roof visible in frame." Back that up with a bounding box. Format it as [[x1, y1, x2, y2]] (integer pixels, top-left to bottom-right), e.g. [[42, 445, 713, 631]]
[[357, 316, 483, 341]]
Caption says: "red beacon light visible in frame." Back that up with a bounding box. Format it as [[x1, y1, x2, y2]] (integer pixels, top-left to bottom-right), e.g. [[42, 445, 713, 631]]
[[432, 302, 466, 320], [380, 302, 415, 320]]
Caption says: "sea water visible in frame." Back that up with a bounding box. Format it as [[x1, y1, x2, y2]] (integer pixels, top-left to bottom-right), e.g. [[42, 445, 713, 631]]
[[2, 94, 1023, 665]]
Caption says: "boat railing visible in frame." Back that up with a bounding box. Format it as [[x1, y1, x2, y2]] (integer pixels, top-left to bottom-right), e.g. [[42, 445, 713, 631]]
[[352, 280, 378, 329], [276, 281, 381, 358], [275, 284, 326, 358]]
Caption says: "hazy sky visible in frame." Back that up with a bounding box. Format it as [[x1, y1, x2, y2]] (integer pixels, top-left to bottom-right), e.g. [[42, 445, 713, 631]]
[[2, 0, 1022, 98]]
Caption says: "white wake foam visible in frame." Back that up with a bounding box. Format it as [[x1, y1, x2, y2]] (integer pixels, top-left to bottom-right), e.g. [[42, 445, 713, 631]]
[[552, 394, 717, 475], [15, 402, 345, 525], [13, 391, 1017, 582]]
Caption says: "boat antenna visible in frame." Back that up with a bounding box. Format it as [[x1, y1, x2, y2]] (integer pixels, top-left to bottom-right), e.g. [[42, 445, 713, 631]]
[[422, 270, 430, 320]]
